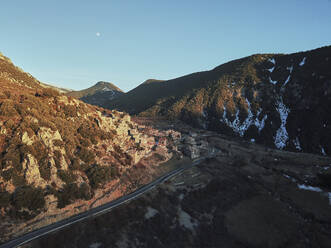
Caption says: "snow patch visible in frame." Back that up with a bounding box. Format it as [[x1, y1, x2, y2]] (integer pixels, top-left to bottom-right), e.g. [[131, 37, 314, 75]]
[[178, 193, 185, 200], [287, 65, 293, 74], [267, 58, 276, 73], [283, 75, 291, 87], [269, 58, 276, 64], [299, 57, 306, 66], [89, 243, 102, 248], [298, 184, 322, 192], [250, 138, 255, 143], [274, 97, 290, 149], [268, 67, 275, 73], [298, 184, 331, 205], [202, 109, 208, 118], [178, 208, 198, 231], [145, 207, 159, 219], [293, 137, 302, 151], [269, 76, 278, 85], [102, 87, 113, 92], [283, 174, 297, 182], [254, 109, 268, 132], [221, 98, 267, 137]]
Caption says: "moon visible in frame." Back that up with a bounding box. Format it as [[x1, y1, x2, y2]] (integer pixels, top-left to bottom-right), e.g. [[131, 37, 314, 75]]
[[96, 32, 101, 37]]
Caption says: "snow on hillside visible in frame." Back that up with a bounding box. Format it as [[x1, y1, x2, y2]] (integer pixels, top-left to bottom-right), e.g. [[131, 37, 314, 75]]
[[221, 98, 267, 137], [274, 97, 290, 149]]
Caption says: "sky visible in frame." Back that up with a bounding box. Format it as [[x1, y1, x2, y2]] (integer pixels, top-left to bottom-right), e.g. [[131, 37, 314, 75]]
[[1, 0, 331, 92]]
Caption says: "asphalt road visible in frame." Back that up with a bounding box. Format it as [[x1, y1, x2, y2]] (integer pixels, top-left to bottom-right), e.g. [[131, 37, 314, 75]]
[[0, 158, 204, 248]]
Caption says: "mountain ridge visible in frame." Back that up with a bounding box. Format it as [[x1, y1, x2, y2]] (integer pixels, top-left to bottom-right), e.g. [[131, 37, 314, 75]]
[[107, 45, 331, 155]]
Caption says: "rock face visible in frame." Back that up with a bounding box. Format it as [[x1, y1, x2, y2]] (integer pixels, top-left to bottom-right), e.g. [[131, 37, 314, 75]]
[[22, 154, 46, 187], [66, 81, 124, 108], [108, 46, 331, 155]]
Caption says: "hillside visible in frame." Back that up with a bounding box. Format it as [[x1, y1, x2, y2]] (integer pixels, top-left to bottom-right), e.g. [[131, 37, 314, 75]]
[[23, 121, 331, 248], [107, 46, 331, 155], [39, 82, 72, 94], [0, 54, 182, 242], [66, 81, 124, 107]]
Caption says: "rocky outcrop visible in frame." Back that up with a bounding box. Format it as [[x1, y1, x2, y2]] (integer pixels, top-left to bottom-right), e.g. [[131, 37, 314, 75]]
[[22, 154, 47, 188]]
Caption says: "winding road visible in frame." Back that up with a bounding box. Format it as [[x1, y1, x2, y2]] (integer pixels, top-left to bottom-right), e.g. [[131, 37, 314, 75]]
[[0, 158, 205, 248]]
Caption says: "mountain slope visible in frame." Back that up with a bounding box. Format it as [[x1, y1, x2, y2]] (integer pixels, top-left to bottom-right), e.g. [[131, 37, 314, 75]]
[[39, 82, 72, 94], [0, 53, 182, 242], [107, 46, 331, 155], [66, 81, 124, 107]]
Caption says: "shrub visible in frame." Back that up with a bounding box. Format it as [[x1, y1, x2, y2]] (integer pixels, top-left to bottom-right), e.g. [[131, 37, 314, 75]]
[[4, 119, 15, 129], [0, 191, 11, 207], [62, 105, 77, 117], [0, 168, 14, 181], [85, 164, 113, 189], [70, 158, 88, 171], [3, 147, 22, 172], [12, 186, 45, 211], [53, 150, 62, 168], [57, 169, 77, 184], [78, 183, 92, 200], [53, 139, 64, 147], [0, 99, 18, 117], [56, 183, 79, 208], [39, 158, 51, 181], [77, 147, 95, 164], [12, 174, 26, 187], [41, 88, 60, 97]]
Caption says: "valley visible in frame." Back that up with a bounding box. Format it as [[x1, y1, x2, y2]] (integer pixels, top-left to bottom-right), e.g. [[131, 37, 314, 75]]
[[1, 45, 331, 247]]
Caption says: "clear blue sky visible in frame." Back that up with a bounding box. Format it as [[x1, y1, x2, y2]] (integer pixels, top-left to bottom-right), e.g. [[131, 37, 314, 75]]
[[1, 0, 331, 92]]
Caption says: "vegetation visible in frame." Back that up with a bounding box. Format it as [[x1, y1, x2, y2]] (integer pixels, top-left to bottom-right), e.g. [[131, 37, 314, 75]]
[[12, 186, 45, 212], [85, 164, 117, 189], [0, 53, 133, 217]]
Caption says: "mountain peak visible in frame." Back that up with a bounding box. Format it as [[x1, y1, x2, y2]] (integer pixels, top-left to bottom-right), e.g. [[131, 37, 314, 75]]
[[95, 81, 110, 86], [93, 81, 123, 92], [66, 81, 124, 107]]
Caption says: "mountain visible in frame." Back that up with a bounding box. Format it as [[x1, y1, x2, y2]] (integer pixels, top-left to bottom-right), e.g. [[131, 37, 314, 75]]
[[66, 81, 124, 107], [0, 53, 182, 242], [107, 46, 331, 155]]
